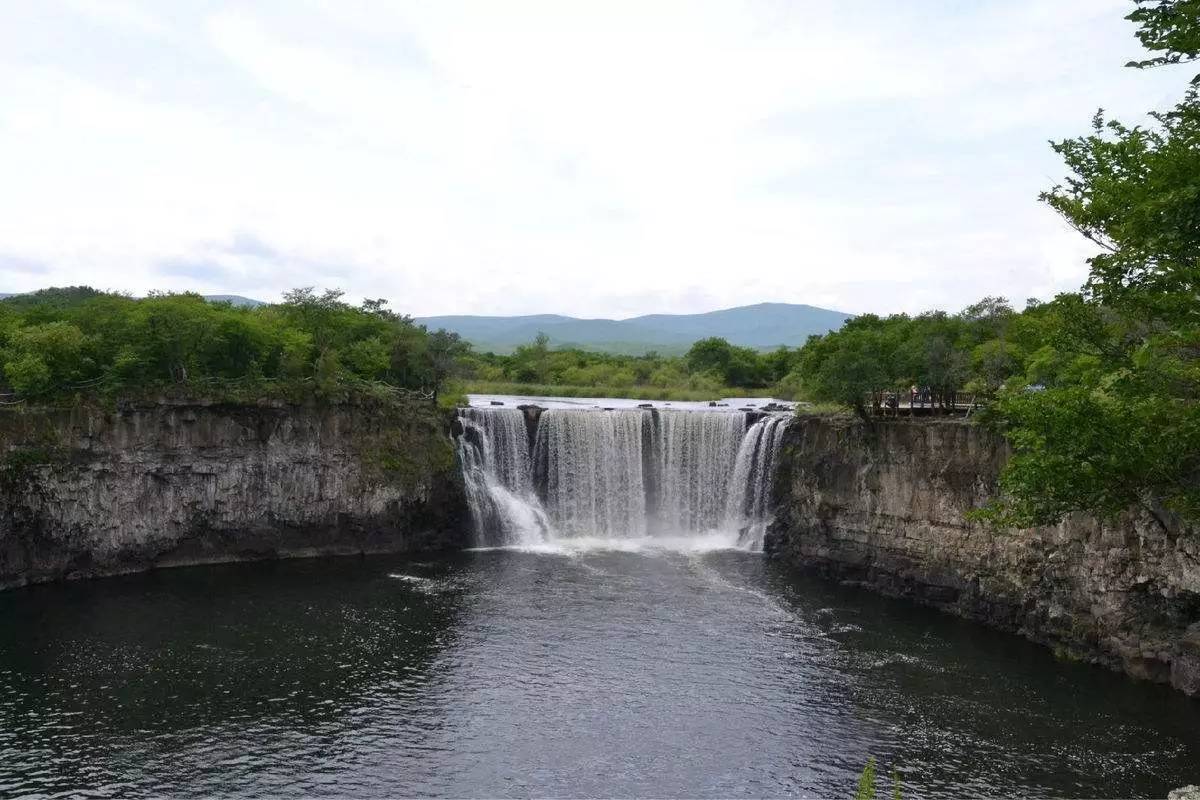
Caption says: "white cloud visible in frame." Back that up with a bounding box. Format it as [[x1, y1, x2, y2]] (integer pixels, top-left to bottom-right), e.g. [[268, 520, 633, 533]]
[[0, 0, 1190, 317]]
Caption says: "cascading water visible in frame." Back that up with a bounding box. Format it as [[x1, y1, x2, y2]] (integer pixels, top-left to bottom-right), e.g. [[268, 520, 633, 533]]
[[723, 414, 791, 551], [533, 410, 649, 538], [455, 408, 551, 546], [653, 410, 747, 532], [455, 405, 791, 550]]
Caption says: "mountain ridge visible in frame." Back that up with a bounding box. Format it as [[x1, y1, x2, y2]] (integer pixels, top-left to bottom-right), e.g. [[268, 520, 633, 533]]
[[416, 301, 852, 354], [0, 292, 851, 354]]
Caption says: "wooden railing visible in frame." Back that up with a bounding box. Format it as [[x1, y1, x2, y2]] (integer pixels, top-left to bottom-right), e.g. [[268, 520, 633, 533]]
[[868, 389, 976, 417]]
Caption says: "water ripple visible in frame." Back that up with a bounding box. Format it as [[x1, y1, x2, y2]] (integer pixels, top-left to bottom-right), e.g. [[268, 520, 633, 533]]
[[0, 550, 1197, 798]]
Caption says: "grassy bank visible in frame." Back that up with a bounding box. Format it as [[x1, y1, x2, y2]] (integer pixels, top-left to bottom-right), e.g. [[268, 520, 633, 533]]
[[453, 380, 757, 402]]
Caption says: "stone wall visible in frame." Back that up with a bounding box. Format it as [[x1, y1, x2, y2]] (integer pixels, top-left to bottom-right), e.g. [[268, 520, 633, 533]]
[[765, 415, 1200, 696], [0, 398, 468, 590]]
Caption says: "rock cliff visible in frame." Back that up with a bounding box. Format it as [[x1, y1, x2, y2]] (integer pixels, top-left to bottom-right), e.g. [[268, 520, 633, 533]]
[[765, 415, 1200, 696], [0, 398, 468, 589]]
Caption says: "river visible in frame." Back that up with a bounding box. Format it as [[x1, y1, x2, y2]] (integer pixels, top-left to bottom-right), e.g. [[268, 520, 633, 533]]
[[2, 547, 1197, 798]]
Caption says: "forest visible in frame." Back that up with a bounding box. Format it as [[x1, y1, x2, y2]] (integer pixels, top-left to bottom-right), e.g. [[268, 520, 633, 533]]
[[0, 287, 469, 404]]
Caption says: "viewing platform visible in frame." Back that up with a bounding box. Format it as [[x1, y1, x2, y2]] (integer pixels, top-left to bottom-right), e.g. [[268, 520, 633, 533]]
[[870, 393, 976, 417]]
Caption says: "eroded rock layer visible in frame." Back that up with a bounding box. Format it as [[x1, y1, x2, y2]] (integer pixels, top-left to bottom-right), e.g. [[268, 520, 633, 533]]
[[0, 399, 467, 589], [765, 416, 1200, 696]]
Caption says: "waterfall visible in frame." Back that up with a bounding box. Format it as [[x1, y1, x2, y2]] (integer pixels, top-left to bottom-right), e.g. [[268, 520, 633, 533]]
[[653, 410, 747, 532], [455, 408, 552, 546], [533, 409, 649, 537], [723, 414, 791, 551], [454, 405, 790, 550]]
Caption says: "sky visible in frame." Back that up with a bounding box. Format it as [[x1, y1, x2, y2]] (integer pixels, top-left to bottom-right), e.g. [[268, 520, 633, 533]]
[[0, 0, 1191, 319]]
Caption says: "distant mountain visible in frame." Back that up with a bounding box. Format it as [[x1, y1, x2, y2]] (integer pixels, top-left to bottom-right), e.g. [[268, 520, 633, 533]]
[[416, 302, 852, 354], [203, 294, 265, 307]]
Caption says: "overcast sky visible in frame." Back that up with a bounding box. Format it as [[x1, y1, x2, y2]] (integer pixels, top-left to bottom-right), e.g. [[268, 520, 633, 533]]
[[0, 0, 1189, 318]]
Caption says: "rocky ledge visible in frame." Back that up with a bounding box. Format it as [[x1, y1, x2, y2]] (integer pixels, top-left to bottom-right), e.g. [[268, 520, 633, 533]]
[[0, 398, 468, 590], [765, 415, 1200, 697]]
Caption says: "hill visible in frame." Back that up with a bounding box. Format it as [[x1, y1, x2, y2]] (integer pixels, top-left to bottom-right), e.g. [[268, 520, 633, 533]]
[[0, 291, 265, 307], [416, 302, 852, 354], [202, 294, 265, 307]]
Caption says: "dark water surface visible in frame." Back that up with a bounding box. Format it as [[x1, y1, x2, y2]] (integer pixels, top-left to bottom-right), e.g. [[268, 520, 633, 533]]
[[1, 549, 1197, 798]]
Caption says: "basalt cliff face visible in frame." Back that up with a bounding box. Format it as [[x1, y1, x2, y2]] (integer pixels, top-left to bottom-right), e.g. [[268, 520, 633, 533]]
[[0, 399, 468, 590], [765, 416, 1200, 696]]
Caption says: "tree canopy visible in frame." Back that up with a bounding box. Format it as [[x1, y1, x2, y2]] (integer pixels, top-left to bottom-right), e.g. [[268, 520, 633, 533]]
[[0, 288, 467, 402], [985, 1, 1200, 526], [1126, 0, 1200, 78], [791, 299, 1037, 420]]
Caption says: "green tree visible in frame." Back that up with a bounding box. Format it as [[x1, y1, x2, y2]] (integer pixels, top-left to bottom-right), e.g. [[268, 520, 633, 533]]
[[2, 321, 89, 393], [0, 286, 462, 401], [686, 337, 734, 376], [1041, 100, 1200, 323], [762, 346, 794, 383], [797, 327, 888, 419], [1126, 0, 1200, 79], [426, 329, 470, 398], [686, 337, 765, 387], [344, 336, 392, 379], [987, 2, 1200, 525], [3, 352, 52, 395], [512, 332, 552, 383]]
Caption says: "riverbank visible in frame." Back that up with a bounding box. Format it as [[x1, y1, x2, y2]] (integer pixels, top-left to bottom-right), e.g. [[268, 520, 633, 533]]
[[454, 380, 757, 402], [0, 397, 467, 590], [765, 415, 1200, 697]]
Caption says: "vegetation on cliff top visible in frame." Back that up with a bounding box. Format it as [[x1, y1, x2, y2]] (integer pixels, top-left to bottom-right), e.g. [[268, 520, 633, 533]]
[[0, 287, 468, 405], [794, 0, 1200, 528], [455, 332, 796, 399], [0, 288, 801, 404], [985, 1, 1199, 527]]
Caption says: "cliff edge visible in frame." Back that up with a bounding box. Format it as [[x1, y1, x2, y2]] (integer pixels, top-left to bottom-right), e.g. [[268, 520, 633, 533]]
[[766, 416, 1200, 696], [0, 398, 468, 589]]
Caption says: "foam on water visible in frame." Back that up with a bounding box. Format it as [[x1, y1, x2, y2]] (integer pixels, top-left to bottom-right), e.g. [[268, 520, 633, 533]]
[[468, 530, 742, 556]]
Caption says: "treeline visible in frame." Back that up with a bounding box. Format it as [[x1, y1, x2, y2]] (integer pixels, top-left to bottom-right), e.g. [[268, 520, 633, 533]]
[[0, 287, 468, 402], [460, 333, 795, 394], [793, 296, 1073, 416], [459, 296, 1100, 414], [0, 287, 806, 404]]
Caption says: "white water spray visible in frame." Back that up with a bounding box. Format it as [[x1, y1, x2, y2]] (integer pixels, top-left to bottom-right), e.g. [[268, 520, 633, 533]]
[[724, 414, 791, 550], [455, 405, 791, 551], [456, 408, 551, 546]]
